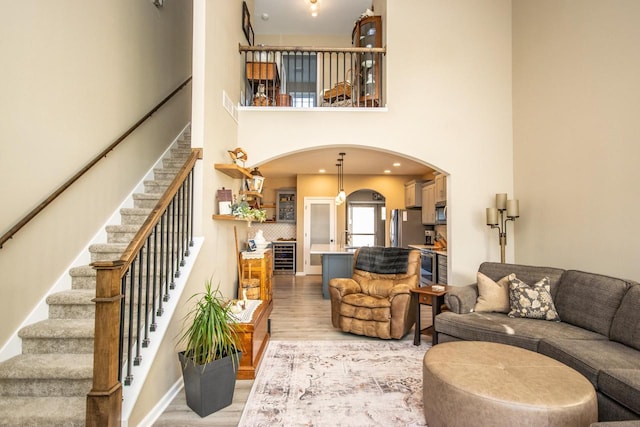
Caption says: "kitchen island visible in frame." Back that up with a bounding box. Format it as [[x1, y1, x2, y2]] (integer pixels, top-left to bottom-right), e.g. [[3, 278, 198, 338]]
[[309, 244, 356, 299]]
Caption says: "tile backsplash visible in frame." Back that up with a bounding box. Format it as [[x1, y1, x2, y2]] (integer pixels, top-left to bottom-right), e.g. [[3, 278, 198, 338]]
[[249, 223, 297, 242]]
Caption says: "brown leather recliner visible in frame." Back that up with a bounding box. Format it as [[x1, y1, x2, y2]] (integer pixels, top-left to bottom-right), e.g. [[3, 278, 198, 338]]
[[329, 247, 421, 339]]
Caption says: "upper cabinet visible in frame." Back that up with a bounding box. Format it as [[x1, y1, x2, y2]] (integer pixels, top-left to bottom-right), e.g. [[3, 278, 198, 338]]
[[352, 16, 382, 107], [421, 182, 435, 225], [435, 174, 447, 203], [276, 189, 296, 223], [405, 180, 425, 209]]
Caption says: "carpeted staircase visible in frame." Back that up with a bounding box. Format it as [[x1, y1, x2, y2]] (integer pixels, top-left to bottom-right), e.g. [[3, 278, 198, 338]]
[[0, 131, 192, 426]]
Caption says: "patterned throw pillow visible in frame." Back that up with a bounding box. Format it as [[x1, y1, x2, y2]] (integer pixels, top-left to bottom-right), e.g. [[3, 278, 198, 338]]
[[508, 274, 561, 321]]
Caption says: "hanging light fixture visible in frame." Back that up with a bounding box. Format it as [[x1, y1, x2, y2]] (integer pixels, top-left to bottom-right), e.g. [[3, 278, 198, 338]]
[[335, 152, 346, 206], [310, 0, 319, 17]]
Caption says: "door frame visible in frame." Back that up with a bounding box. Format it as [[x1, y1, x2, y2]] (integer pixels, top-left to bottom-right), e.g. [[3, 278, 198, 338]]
[[303, 197, 336, 275]]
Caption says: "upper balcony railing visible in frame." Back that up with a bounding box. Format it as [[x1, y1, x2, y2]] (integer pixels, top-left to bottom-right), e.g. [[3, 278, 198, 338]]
[[239, 45, 386, 109]]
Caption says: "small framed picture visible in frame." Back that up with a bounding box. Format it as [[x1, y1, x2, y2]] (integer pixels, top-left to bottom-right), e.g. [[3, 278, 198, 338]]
[[247, 239, 257, 252], [242, 1, 251, 45], [249, 23, 254, 46]]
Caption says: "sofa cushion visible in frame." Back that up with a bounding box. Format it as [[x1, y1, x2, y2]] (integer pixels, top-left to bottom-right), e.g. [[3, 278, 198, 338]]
[[610, 284, 640, 351], [434, 311, 606, 352], [538, 339, 640, 387], [478, 262, 565, 299], [508, 275, 560, 321], [598, 369, 640, 414], [474, 272, 510, 313], [553, 270, 630, 337]]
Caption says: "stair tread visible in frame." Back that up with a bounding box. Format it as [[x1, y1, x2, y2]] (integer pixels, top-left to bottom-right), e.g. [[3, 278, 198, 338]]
[[19, 319, 94, 338], [0, 354, 93, 379], [0, 397, 85, 426], [47, 290, 95, 305], [69, 266, 95, 276], [89, 243, 129, 251], [132, 192, 162, 199], [120, 207, 153, 214], [105, 224, 141, 232]]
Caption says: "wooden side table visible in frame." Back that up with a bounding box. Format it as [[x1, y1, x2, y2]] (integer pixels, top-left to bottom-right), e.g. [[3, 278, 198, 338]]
[[411, 285, 450, 346]]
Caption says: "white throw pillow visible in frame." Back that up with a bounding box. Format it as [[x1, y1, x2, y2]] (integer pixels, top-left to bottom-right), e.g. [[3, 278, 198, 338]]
[[474, 272, 511, 313]]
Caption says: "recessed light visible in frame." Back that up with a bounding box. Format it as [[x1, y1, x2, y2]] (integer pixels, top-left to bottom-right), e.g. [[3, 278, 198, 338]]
[[311, 11, 318, 17], [384, 170, 391, 174], [319, 169, 326, 173], [393, 162, 401, 167]]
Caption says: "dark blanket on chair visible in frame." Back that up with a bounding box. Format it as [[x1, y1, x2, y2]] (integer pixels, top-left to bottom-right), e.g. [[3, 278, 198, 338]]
[[355, 246, 412, 274]]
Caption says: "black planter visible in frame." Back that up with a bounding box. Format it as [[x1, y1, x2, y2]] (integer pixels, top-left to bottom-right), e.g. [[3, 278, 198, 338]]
[[178, 350, 242, 417]]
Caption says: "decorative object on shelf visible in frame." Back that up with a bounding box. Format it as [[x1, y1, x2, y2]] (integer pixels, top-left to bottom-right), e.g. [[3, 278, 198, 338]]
[[227, 147, 248, 166], [486, 193, 520, 263], [335, 152, 346, 206], [250, 167, 264, 193], [217, 188, 233, 215], [231, 195, 267, 224], [177, 278, 241, 417]]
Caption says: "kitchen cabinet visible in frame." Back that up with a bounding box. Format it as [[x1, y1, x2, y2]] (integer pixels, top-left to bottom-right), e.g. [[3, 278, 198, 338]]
[[435, 174, 447, 203], [352, 16, 382, 106], [437, 253, 447, 284], [276, 189, 296, 223], [405, 180, 425, 209], [421, 182, 435, 225], [272, 242, 296, 274]]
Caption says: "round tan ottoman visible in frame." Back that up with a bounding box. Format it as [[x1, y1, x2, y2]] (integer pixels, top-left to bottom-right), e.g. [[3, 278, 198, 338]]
[[422, 341, 597, 427]]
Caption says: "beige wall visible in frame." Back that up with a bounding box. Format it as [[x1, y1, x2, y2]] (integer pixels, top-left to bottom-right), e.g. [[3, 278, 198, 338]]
[[513, 0, 640, 280], [239, 0, 514, 284], [0, 1, 192, 347]]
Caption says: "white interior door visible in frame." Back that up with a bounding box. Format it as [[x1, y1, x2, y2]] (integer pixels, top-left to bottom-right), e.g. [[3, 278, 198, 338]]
[[304, 197, 336, 275]]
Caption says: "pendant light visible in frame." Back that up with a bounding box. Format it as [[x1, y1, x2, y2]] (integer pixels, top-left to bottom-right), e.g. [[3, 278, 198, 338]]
[[335, 152, 346, 206]]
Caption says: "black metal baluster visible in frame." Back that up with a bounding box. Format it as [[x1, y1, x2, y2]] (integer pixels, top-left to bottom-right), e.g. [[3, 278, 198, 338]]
[[143, 234, 152, 345], [134, 251, 143, 365], [161, 209, 169, 304], [150, 223, 159, 331], [169, 197, 176, 289], [125, 262, 135, 385]]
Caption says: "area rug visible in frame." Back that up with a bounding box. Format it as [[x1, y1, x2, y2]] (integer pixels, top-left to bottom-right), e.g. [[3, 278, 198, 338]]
[[238, 340, 431, 426]]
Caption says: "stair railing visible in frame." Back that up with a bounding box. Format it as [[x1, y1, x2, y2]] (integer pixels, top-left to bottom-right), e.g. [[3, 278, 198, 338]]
[[0, 77, 192, 250], [86, 147, 203, 427]]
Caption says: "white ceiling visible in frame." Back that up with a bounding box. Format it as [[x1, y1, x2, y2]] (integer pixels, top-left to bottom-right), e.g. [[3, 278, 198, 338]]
[[252, 0, 373, 36], [247, 1, 432, 180]]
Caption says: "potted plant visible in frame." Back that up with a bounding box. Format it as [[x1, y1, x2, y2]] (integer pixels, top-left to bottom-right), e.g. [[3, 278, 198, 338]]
[[177, 278, 242, 417], [231, 197, 267, 224]]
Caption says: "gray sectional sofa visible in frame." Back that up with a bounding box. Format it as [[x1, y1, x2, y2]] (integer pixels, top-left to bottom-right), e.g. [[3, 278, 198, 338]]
[[434, 262, 640, 423]]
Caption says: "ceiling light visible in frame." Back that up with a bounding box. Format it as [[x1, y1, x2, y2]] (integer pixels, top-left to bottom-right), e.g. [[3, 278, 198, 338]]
[[384, 170, 391, 174], [319, 169, 326, 173], [335, 153, 346, 206], [393, 162, 401, 167], [311, 11, 318, 17], [261, 13, 269, 21]]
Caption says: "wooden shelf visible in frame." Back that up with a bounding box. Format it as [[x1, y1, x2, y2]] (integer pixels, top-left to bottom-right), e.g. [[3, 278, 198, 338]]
[[262, 203, 276, 209], [215, 163, 252, 179], [212, 214, 243, 221]]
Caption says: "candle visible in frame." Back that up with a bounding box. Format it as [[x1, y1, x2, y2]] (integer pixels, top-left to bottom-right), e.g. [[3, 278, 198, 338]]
[[496, 193, 507, 211], [486, 208, 498, 225], [507, 199, 519, 218]]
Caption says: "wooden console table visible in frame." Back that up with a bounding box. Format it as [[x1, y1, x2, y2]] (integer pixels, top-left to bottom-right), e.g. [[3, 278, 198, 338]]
[[236, 299, 273, 380]]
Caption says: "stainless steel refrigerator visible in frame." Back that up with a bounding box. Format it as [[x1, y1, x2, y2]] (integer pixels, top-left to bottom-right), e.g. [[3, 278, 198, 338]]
[[390, 209, 426, 247]]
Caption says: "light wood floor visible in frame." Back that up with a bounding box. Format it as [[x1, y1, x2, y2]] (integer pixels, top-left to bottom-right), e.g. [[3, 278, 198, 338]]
[[153, 274, 433, 426]]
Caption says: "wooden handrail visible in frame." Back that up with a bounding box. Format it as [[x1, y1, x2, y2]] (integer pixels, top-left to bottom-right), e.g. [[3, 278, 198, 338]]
[[0, 76, 192, 250], [239, 43, 386, 54], [118, 147, 202, 275]]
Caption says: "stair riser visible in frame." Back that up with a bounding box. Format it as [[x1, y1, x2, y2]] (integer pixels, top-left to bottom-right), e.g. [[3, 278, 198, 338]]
[[70, 276, 95, 290], [0, 379, 92, 398], [162, 158, 187, 169], [21, 338, 94, 355], [48, 305, 95, 320], [132, 198, 161, 209], [107, 229, 187, 244], [153, 169, 179, 181]]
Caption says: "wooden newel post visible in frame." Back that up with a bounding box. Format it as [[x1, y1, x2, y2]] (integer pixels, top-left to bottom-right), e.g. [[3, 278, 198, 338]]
[[86, 260, 124, 427]]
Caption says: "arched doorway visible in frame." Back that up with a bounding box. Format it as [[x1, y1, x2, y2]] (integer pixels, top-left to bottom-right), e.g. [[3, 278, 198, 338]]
[[344, 189, 386, 247]]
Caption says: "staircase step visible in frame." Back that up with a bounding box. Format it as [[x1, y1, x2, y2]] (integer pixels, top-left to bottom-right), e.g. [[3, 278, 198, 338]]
[[47, 290, 95, 320], [19, 319, 94, 354], [106, 224, 142, 243], [120, 208, 152, 226], [132, 192, 162, 209], [69, 266, 96, 290], [89, 243, 128, 262], [153, 167, 181, 181], [162, 157, 187, 169], [0, 396, 85, 427], [144, 179, 173, 194], [0, 354, 93, 397], [170, 147, 192, 158]]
